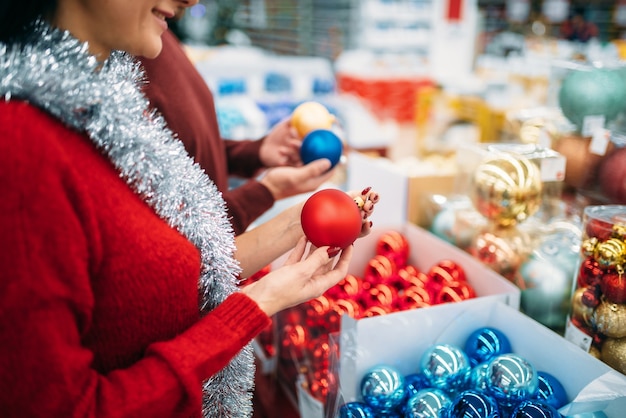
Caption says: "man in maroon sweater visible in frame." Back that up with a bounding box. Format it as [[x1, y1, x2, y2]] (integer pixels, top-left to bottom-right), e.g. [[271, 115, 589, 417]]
[[139, 29, 335, 235]]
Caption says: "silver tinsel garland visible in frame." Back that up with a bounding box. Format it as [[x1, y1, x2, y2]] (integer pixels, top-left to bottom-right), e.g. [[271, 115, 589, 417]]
[[0, 22, 254, 417]]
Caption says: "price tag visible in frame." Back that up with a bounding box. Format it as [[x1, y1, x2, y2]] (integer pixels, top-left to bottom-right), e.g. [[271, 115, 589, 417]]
[[564, 319, 593, 352], [540, 156, 566, 182], [589, 128, 611, 156], [537, 128, 551, 149], [582, 114, 606, 137]]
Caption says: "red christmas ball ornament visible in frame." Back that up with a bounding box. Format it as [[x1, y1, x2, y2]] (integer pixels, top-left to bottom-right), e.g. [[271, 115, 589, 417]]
[[359, 305, 390, 318], [301, 189, 362, 248], [435, 281, 476, 304], [428, 260, 466, 285], [600, 270, 626, 304], [325, 273, 362, 300], [586, 217, 616, 242], [375, 231, 410, 268], [394, 285, 432, 311], [279, 324, 309, 361], [578, 257, 603, 287], [363, 254, 397, 284], [303, 295, 333, 330], [581, 285, 601, 308], [307, 369, 337, 403], [598, 147, 626, 204]]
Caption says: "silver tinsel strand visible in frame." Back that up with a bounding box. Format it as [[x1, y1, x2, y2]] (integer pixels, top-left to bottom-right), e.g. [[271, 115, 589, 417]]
[[0, 21, 254, 417]]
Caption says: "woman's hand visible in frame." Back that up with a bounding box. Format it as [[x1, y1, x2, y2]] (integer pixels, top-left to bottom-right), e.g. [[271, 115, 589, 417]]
[[241, 237, 353, 317], [350, 186, 379, 238]]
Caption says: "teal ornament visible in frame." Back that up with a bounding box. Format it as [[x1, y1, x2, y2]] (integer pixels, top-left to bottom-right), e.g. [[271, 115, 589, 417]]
[[558, 67, 626, 132], [534, 371, 568, 409], [518, 226, 579, 331], [339, 402, 376, 418], [300, 129, 343, 168], [510, 400, 561, 418], [360, 365, 406, 413], [444, 390, 500, 418], [486, 354, 539, 407], [420, 344, 471, 393], [404, 388, 451, 418], [464, 327, 512, 366]]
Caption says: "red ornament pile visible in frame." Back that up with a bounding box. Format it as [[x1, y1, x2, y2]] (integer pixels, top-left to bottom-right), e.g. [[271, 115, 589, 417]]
[[272, 230, 477, 403]]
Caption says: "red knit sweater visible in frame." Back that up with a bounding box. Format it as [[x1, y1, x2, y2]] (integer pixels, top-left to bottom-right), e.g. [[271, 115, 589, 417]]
[[0, 101, 271, 417], [139, 31, 275, 235]]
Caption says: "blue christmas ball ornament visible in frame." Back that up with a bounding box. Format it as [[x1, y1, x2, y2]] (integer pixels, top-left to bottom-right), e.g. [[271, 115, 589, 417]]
[[420, 344, 471, 393], [404, 388, 451, 418], [338, 401, 376, 418], [535, 371, 568, 409], [510, 400, 562, 418], [464, 327, 512, 366], [444, 389, 500, 418], [486, 354, 539, 407], [300, 128, 343, 168], [467, 363, 490, 392], [360, 365, 406, 413], [404, 373, 430, 399]]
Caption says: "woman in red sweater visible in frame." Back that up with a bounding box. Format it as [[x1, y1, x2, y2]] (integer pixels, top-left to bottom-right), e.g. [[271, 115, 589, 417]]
[[0, 1, 377, 417]]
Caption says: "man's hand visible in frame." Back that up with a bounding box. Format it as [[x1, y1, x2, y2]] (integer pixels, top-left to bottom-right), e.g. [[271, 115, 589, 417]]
[[259, 159, 335, 200], [259, 118, 302, 167]]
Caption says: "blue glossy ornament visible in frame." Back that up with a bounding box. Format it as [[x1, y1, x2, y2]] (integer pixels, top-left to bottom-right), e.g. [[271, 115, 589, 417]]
[[420, 344, 471, 393], [444, 389, 500, 418], [338, 401, 376, 418], [535, 371, 568, 409], [404, 388, 451, 418], [467, 363, 490, 392], [403, 373, 430, 399], [486, 354, 539, 407], [510, 400, 562, 418], [464, 327, 512, 366], [360, 365, 406, 413], [300, 129, 343, 168]]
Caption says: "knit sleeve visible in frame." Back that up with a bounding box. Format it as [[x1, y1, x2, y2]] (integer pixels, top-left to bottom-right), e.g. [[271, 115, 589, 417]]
[[0, 102, 271, 417], [224, 138, 265, 178]]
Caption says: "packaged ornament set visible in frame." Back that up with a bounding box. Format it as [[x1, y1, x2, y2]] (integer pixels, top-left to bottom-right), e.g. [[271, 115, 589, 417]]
[[565, 205, 626, 376]]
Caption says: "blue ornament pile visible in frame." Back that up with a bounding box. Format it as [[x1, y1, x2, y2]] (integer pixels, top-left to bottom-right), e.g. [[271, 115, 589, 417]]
[[338, 327, 572, 418]]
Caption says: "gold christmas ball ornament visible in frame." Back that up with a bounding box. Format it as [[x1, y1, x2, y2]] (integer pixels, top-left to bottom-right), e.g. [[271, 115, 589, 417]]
[[592, 301, 626, 338], [469, 224, 531, 281], [593, 238, 626, 269], [601, 337, 626, 374], [472, 154, 543, 227], [571, 287, 595, 327], [589, 344, 602, 360], [291, 101, 335, 139], [581, 237, 599, 258]]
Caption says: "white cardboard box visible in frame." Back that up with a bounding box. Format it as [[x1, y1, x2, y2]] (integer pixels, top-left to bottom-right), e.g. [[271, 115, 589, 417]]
[[333, 298, 626, 418], [345, 223, 520, 305]]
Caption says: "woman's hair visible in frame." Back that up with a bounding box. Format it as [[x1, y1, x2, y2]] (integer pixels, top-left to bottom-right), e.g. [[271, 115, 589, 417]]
[[0, 0, 57, 42]]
